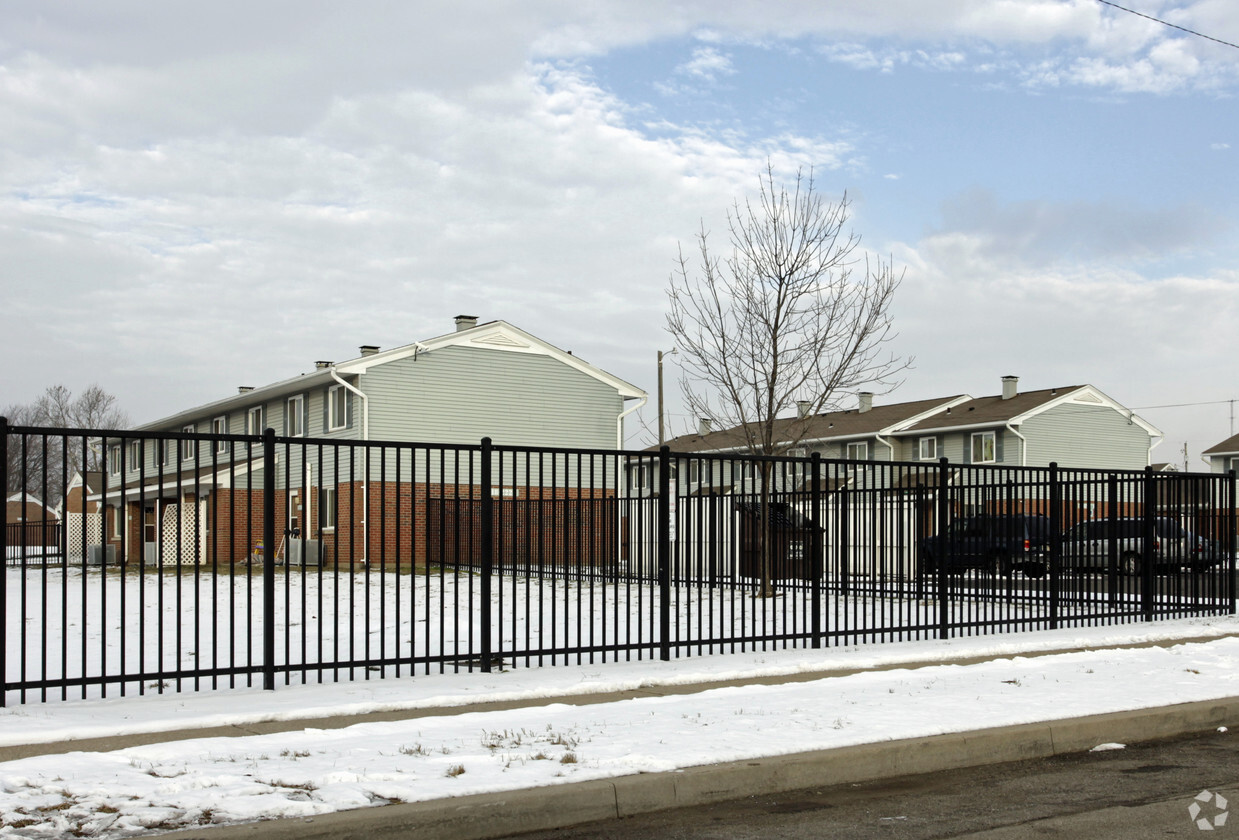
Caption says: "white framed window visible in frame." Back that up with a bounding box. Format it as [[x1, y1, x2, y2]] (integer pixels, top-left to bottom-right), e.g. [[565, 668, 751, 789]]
[[919, 437, 937, 460], [109, 445, 122, 476], [846, 441, 868, 461], [247, 405, 265, 437], [687, 459, 701, 485], [320, 487, 337, 531], [181, 425, 196, 461], [328, 385, 348, 431], [128, 441, 142, 471], [211, 416, 228, 454], [287, 395, 305, 437], [971, 431, 996, 463], [155, 439, 170, 468], [110, 505, 121, 539]]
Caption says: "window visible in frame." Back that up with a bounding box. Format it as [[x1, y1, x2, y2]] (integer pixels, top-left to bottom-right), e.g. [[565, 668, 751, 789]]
[[687, 459, 700, 485], [287, 395, 305, 437], [181, 425, 196, 461], [971, 431, 996, 463], [247, 405, 265, 437], [110, 505, 121, 539], [846, 441, 868, 461], [109, 445, 121, 476], [919, 437, 937, 460], [128, 441, 142, 471], [320, 487, 336, 530], [328, 385, 348, 431], [155, 439, 170, 468], [211, 416, 227, 454]]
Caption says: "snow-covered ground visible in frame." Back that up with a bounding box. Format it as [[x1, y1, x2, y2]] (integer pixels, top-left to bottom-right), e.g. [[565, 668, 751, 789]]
[[1, 616, 1238, 838]]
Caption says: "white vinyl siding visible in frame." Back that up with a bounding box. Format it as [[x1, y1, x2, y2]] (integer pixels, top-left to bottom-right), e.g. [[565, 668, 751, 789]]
[[1019, 402, 1152, 469]]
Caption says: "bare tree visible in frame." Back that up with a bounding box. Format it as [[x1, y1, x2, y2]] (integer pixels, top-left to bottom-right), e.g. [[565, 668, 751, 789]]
[[666, 162, 909, 594], [5, 385, 130, 503]]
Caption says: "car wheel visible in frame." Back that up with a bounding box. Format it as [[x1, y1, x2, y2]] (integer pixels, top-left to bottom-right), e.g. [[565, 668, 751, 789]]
[[990, 551, 1013, 577], [1022, 562, 1046, 579], [1120, 552, 1141, 576]]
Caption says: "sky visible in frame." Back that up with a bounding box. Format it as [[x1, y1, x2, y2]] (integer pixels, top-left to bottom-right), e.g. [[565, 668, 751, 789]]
[[1, 615, 1237, 837], [2, 1, 1238, 464]]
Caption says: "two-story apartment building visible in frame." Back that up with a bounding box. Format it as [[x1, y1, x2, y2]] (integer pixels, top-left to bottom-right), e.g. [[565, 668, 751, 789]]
[[95, 316, 645, 567]]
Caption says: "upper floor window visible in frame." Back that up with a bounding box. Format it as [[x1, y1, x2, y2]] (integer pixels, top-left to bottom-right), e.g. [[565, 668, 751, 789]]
[[128, 441, 142, 471], [919, 437, 937, 460], [247, 405, 265, 437], [287, 395, 305, 437], [211, 416, 228, 454], [109, 445, 122, 476], [181, 425, 196, 461], [846, 441, 868, 462], [327, 385, 348, 431], [971, 431, 996, 463]]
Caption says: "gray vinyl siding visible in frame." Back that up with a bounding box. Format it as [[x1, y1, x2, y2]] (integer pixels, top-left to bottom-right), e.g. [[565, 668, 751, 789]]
[[1019, 403, 1150, 469], [361, 346, 621, 449]]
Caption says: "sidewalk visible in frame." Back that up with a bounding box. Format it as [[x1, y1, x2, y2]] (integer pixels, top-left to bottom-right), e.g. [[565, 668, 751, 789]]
[[2, 619, 1238, 839]]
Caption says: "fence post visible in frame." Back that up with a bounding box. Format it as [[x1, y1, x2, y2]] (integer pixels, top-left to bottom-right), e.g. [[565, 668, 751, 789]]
[[1224, 470, 1234, 614], [0, 416, 7, 707], [262, 427, 276, 691], [810, 451, 822, 648], [480, 438, 494, 673], [658, 446, 671, 661], [936, 456, 950, 639], [1048, 462, 1060, 630], [1142, 466, 1155, 622]]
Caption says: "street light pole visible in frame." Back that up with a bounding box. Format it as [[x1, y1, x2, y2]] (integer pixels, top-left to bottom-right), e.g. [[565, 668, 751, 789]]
[[658, 348, 676, 446]]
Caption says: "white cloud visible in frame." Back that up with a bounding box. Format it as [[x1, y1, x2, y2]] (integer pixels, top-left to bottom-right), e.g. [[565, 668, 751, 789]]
[[677, 46, 736, 81]]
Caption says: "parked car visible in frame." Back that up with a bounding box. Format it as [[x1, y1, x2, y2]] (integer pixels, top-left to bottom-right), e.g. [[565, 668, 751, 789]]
[[920, 514, 1052, 578], [1060, 517, 1211, 574]]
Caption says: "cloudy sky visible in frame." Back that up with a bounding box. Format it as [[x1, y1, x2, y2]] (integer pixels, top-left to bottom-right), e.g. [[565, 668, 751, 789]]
[[2, 0, 1237, 464]]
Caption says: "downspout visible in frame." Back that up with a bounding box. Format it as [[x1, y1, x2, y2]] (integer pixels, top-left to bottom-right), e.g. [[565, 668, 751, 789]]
[[1006, 423, 1028, 467], [330, 369, 370, 565], [617, 395, 648, 449]]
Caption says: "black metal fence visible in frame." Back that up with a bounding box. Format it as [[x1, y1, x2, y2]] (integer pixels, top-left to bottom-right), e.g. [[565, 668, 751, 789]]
[[3, 418, 1235, 704]]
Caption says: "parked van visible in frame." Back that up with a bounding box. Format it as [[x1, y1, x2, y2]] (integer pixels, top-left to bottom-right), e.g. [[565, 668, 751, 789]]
[[1060, 517, 1209, 574]]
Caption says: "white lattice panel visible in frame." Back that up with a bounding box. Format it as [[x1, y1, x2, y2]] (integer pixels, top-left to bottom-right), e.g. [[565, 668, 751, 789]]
[[64, 513, 103, 562], [158, 502, 204, 566]]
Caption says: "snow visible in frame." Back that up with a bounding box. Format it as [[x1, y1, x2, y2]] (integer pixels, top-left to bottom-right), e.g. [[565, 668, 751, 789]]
[[1, 615, 1239, 838]]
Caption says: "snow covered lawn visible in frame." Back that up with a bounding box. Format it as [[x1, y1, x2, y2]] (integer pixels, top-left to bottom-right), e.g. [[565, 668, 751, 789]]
[[0, 616, 1237, 838]]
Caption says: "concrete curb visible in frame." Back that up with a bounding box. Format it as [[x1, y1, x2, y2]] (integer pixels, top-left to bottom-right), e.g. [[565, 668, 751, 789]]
[[161, 695, 1239, 840]]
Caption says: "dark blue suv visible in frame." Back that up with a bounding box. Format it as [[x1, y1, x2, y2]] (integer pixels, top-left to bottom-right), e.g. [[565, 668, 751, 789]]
[[921, 514, 1053, 578]]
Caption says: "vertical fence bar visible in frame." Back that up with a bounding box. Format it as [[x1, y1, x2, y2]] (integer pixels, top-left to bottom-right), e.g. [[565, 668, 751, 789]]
[[810, 452, 822, 648], [936, 457, 950, 639], [1048, 462, 1061, 630], [1229, 470, 1237, 617], [1141, 466, 1155, 622], [480, 438, 494, 673], [658, 446, 671, 661], [262, 427, 276, 691]]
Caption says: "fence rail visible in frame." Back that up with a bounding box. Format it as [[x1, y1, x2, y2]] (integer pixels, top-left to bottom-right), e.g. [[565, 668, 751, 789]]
[[3, 418, 1235, 704]]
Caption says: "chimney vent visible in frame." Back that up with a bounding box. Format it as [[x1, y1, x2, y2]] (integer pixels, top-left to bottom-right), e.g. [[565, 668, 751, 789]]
[[1002, 376, 1019, 400], [797, 400, 812, 419], [858, 392, 874, 413], [315, 361, 333, 370], [454, 314, 479, 332], [238, 386, 254, 394], [359, 345, 380, 357], [698, 418, 712, 436]]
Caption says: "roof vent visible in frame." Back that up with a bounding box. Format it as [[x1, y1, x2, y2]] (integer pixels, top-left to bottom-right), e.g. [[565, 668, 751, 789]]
[[455, 314, 479, 332], [359, 345, 380, 357], [315, 361, 334, 370], [238, 386, 254, 394]]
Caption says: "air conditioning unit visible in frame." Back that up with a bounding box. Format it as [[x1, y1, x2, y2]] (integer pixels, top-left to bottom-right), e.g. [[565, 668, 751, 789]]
[[87, 544, 117, 567]]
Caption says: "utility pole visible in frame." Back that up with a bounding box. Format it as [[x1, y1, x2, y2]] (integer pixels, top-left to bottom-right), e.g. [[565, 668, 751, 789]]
[[658, 348, 676, 446]]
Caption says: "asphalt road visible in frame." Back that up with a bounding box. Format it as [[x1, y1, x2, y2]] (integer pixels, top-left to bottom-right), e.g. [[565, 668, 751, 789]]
[[504, 729, 1239, 840]]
